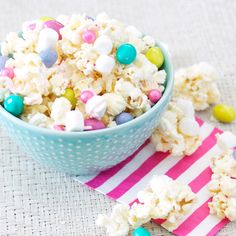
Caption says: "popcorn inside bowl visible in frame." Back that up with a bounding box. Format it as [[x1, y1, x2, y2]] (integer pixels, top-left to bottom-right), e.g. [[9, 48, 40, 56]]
[[0, 13, 167, 132]]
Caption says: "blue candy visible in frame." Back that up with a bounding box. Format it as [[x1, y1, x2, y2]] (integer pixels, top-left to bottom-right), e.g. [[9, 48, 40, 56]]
[[116, 43, 137, 65], [115, 112, 133, 125], [0, 56, 9, 70], [233, 151, 236, 160], [39, 48, 58, 68], [4, 94, 24, 116], [133, 227, 151, 236]]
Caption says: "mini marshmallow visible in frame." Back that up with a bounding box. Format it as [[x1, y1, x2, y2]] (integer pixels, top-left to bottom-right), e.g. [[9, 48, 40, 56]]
[[65, 110, 84, 131], [36, 28, 59, 52], [95, 55, 115, 74], [179, 117, 200, 136], [85, 95, 107, 119], [94, 35, 113, 55]]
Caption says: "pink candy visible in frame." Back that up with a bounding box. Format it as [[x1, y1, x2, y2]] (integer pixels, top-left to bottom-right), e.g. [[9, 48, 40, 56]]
[[80, 90, 94, 103], [43, 20, 64, 40], [1, 67, 14, 79], [148, 89, 162, 103], [53, 124, 65, 131], [82, 30, 96, 44], [84, 118, 105, 131]]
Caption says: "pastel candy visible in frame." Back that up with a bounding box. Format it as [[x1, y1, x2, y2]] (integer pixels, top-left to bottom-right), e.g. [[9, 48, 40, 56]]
[[4, 94, 24, 116], [95, 55, 115, 74], [36, 28, 59, 52], [39, 48, 58, 68], [0, 56, 9, 71], [43, 20, 64, 40], [133, 227, 151, 236], [82, 30, 96, 44], [145, 47, 164, 68], [116, 43, 137, 65], [233, 151, 236, 160], [84, 118, 105, 130], [80, 89, 94, 103], [115, 112, 133, 125], [148, 89, 162, 103], [0, 67, 14, 79], [39, 16, 55, 22], [179, 117, 200, 136], [85, 95, 107, 119], [212, 104, 236, 123], [94, 35, 113, 55], [65, 110, 84, 131], [53, 124, 65, 131], [62, 88, 77, 109]]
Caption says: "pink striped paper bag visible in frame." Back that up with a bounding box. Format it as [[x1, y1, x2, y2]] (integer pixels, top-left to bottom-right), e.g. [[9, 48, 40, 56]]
[[76, 118, 232, 236]]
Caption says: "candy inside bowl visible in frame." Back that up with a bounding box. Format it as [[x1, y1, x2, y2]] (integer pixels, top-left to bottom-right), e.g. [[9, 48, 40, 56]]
[[0, 13, 173, 175]]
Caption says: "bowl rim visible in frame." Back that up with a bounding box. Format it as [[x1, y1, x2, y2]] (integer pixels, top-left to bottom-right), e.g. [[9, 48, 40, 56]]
[[0, 42, 174, 137]]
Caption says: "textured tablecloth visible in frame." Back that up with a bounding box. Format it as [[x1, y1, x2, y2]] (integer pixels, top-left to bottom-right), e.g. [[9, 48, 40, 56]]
[[0, 0, 235, 235]]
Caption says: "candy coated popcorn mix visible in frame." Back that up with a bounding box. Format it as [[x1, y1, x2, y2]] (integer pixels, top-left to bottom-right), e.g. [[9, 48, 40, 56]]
[[0, 13, 166, 131]]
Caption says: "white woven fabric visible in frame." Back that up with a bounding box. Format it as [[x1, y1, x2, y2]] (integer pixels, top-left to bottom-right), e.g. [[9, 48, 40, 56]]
[[0, 0, 235, 235]]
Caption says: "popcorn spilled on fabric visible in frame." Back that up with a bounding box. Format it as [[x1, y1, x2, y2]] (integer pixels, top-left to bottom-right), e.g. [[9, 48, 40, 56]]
[[151, 98, 202, 156], [96, 175, 196, 236], [208, 132, 236, 221]]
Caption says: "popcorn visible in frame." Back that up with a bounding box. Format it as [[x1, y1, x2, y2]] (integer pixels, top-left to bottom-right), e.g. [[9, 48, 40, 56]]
[[103, 93, 126, 116], [208, 192, 236, 221], [96, 204, 130, 236], [26, 112, 52, 128], [210, 149, 236, 178], [208, 132, 236, 221], [96, 175, 196, 235], [174, 62, 220, 111], [151, 99, 202, 156], [50, 97, 72, 125]]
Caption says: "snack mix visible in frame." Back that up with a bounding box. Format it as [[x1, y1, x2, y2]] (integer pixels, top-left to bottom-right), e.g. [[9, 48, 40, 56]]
[[0, 13, 167, 131]]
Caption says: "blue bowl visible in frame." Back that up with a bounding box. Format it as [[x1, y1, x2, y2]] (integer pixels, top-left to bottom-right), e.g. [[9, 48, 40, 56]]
[[0, 42, 173, 175]]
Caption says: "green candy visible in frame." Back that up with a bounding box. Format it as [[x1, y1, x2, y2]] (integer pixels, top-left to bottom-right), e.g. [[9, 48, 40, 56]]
[[145, 47, 164, 68], [212, 104, 236, 123], [4, 94, 24, 116], [62, 88, 77, 109]]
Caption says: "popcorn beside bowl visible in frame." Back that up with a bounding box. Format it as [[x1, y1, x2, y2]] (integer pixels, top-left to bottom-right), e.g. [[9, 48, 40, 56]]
[[0, 41, 173, 176]]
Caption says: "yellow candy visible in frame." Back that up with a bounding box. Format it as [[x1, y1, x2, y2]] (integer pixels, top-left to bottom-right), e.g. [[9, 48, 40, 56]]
[[62, 88, 77, 109], [39, 16, 55, 22], [212, 104, 236, 123], [145, 47, 164, 68]]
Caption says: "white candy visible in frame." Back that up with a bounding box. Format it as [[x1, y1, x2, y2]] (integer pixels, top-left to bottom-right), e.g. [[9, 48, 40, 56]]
[[36, 28, 59, 52], [94, 35, 113, 55], [179, 117, 200, 136], [85, 95, 107, 119], [95, 55, 115, 74], [65, 110, 84, 131]]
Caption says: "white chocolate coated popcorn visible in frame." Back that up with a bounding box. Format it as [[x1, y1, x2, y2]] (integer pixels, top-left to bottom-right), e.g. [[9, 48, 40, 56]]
[[174, 62, 220, 111], [96, 175, 196, 235], [50, 97, 72, 125], [96, 204, 130, 236], [151, 99, 202, 156]]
